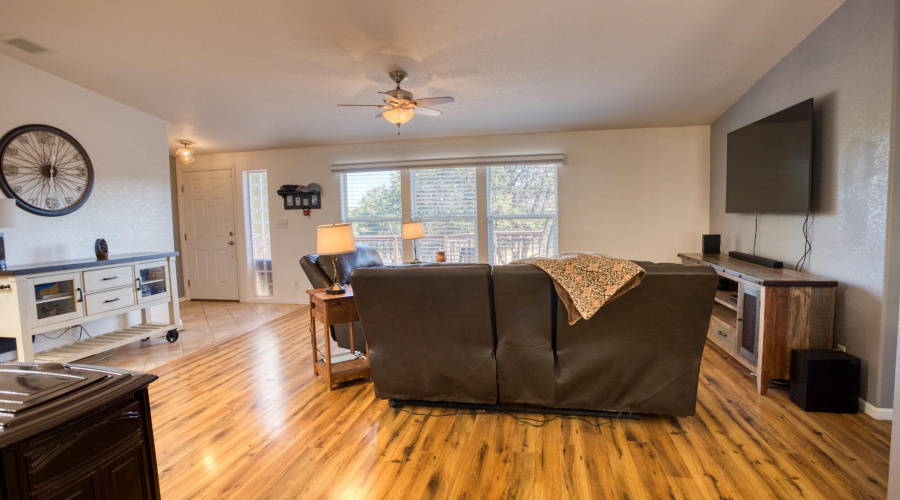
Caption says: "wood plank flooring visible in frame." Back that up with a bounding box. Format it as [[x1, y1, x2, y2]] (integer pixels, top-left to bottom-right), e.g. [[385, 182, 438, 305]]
[[147, 307, 891, 499]]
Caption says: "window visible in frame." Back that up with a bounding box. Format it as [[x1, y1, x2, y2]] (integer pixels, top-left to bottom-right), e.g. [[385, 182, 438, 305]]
[[246, 170, 273, 296], [488, 165, 558, 264], [341, 170, 402, 263], [410, 168, 478, 263], [340, 162, 558, 264]]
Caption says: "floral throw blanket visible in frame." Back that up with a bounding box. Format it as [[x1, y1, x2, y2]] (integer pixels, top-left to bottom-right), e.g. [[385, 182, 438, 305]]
[[513, 252, 646, 325]]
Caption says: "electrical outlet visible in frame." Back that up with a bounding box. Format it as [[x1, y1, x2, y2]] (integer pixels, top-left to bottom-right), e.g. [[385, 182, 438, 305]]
[[277, 220, 289, 229], [836, 344, 847, 352], [294, 282, 299, 290]]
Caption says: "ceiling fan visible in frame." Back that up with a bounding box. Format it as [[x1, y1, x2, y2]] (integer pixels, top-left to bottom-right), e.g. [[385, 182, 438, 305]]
[[339, 71, 454, 134]]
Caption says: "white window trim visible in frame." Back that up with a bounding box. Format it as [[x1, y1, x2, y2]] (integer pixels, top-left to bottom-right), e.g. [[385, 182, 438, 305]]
[[341, 161, 560, 263]]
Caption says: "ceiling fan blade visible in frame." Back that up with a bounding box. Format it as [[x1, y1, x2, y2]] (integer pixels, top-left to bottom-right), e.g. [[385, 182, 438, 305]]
[[338, 104, 385, 107], [379, 92, 399, 103], [375, 111, 385, 118], [412, 97, 454, 107], [413, 106, 442, 116]]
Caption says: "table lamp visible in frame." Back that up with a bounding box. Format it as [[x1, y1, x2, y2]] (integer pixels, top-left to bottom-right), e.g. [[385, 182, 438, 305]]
[[402, 221, 425, 264], [317, 223, 357, 295], [0, 198, 16, 271]]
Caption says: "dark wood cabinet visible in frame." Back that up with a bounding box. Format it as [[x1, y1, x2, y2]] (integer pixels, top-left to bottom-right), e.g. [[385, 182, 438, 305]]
[[0, 363, 160, 500]]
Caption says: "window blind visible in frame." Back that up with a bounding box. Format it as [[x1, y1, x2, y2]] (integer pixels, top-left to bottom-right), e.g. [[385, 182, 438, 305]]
[[487, 164, 558, 264], [340, 170, 402, 264], [332, 154, 563, 173], [410, 168, 478, 263]]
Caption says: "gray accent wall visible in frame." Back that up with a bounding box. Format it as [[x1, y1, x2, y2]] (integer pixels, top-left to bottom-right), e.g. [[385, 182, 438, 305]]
[[886, 0, 900, 495], [710, 0, 899, 407]]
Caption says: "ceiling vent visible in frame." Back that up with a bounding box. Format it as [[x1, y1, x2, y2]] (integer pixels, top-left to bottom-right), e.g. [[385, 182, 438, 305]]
[[2, 36, 48, 54]]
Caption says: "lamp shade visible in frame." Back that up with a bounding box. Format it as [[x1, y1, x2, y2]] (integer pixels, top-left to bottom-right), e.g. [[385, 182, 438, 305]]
[[402, 221, 425, 240], [317, 223, 356, 255], [0, 198, 16, 228]]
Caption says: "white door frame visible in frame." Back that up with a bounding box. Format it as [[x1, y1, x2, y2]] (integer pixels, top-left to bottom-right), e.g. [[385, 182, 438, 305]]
[[175, 164, 246, 301]]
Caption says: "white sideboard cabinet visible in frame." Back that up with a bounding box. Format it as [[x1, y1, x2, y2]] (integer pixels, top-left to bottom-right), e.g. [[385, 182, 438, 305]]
[[0, 252, 182, 363]]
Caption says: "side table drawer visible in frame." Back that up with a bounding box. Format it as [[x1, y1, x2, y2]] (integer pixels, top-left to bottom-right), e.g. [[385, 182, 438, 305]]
[[83, 266, 134, 293], [85, 286, 136, 315], [321, 297, 359, 324]]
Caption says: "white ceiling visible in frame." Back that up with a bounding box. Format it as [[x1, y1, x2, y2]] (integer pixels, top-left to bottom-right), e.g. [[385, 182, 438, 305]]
[[0, 0, 844, 155]]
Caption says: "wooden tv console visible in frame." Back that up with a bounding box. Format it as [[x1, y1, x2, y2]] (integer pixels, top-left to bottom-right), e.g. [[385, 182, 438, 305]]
[[678, 253, 837, 395]]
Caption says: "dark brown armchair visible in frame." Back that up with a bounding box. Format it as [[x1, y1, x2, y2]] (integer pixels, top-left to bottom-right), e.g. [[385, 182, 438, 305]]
[[300, 243, 383, 352]]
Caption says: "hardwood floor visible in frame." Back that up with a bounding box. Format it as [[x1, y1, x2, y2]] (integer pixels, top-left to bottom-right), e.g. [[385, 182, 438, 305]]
[[146, 307, 891, 499]]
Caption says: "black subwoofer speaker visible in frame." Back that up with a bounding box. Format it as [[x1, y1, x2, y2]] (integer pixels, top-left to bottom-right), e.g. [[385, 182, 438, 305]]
[[789, 349, 860, 413], [702, 234, 720, 254]]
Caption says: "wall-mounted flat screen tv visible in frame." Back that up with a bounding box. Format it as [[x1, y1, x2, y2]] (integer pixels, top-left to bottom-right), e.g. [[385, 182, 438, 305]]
[[726, 98, 813, 214]]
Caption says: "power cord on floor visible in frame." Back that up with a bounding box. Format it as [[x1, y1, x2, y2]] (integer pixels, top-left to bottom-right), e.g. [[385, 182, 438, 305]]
[[78, 349, 115, 365], [393, 406, 620, 429]]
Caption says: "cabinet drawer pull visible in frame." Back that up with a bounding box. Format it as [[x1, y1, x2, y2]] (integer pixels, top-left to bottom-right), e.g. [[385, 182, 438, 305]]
[[104, 298, 121, 303], [101, 276, 119, 281]]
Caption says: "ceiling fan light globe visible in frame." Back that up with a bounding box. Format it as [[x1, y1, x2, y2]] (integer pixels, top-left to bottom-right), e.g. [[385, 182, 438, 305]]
[[382, 108, 415, 125]]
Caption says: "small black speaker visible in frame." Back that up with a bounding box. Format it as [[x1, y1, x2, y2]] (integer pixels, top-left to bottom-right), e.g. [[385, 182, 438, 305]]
[[702, 234, 720, 254], [790, 349, 860, 413]]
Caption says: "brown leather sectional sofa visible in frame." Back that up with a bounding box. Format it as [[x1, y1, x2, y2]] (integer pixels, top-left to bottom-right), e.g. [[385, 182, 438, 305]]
[[350, 262, 718, 417]]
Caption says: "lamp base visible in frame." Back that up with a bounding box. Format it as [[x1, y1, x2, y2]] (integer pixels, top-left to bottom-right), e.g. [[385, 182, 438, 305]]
[[411, 257, 421, 264], [325, 282, 346, 295]]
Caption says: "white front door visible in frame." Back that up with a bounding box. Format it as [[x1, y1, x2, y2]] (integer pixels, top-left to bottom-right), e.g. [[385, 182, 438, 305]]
[[182, 169, 240, 300]]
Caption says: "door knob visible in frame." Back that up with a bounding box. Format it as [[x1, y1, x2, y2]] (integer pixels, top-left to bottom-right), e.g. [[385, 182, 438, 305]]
[[228, 240, 235, 245]]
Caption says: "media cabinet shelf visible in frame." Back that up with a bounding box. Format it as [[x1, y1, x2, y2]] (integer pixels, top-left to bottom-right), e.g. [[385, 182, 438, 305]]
[[679, 253, 837, 395]]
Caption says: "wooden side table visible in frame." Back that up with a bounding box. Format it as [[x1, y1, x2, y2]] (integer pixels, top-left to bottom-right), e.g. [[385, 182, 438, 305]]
[[307, 286, 370, 390]]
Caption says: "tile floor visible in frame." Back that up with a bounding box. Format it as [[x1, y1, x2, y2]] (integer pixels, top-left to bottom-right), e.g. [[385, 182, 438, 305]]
[[75, 300, 302, 372]]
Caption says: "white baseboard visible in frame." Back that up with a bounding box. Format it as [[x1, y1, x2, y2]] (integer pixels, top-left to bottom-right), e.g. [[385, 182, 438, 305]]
[[859, 398, 892, 420], [178, 296, 190, 303]]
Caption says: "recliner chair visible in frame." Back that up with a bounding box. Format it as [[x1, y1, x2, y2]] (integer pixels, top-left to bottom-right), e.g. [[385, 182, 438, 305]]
[[300, 243, 383, 352]]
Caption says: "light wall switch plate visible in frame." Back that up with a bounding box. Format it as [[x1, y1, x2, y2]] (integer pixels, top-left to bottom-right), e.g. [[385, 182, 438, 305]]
[[277, 220, 289, 228]]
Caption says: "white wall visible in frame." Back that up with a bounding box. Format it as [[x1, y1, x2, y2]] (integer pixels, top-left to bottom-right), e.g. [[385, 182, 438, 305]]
[[188, 125, 710, 303], [0, 54, 173, 359]]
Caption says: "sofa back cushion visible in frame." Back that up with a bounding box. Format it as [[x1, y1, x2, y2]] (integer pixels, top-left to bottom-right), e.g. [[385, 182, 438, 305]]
[[493, 262, 717, 416], [350, 264, 498, 404]]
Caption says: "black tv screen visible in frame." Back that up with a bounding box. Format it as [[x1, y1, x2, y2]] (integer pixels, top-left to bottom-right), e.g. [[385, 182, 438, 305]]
[[726, 98, 813, 214]]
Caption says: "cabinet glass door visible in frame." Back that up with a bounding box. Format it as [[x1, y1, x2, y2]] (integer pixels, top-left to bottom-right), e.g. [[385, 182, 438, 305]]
[[33, 273, 84, 326], [737, 284, 761, 366], [136, 261, 170, 304]]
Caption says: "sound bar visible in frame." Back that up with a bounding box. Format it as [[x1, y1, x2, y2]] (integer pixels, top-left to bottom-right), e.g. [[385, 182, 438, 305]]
[[729, 251, 783, 269]]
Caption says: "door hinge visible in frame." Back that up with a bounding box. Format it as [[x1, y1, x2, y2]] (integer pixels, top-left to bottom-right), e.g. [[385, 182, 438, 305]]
[[188, 279, 191, 287], [181, 185, 184, 193], [184, 234, 187, 241]]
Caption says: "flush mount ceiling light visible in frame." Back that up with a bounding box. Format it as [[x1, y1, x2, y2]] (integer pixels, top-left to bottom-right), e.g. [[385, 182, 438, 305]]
[[175, 140, 196, 164], [338, 71, 455, 134]]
